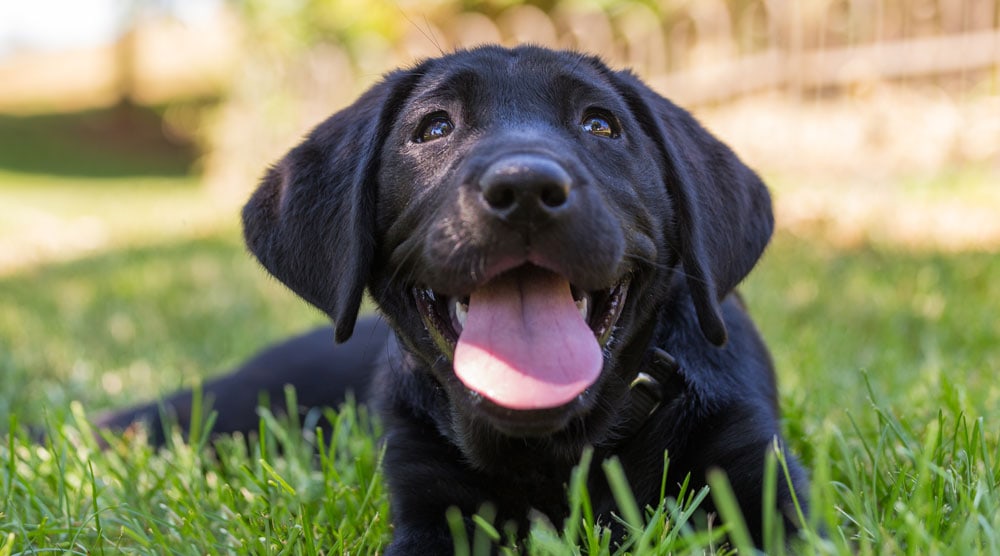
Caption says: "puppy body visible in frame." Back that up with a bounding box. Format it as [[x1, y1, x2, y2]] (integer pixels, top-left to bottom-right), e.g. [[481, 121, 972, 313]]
[[377, 295, 803, 552], [101, 46, 808, 552]]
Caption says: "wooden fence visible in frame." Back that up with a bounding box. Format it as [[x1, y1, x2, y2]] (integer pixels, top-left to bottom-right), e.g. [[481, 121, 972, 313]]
[[385, 0, 1000, 104], [206, 0, 1000, 193]]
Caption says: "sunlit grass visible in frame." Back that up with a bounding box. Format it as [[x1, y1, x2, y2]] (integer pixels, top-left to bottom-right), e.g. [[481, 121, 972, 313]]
[[0, 233, 326, 424], [764, 165, 1000, 252], [4, 397, 389, 554], [0, 173, 245, 276]]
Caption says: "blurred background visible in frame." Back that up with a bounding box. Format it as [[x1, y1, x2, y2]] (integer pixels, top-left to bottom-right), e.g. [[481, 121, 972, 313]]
[[0, 0, 998, 419]]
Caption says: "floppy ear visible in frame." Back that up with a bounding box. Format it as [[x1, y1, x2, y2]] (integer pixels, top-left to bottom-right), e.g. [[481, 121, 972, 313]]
[[242, 69, 422, 343], [609, 71, 774, 346]]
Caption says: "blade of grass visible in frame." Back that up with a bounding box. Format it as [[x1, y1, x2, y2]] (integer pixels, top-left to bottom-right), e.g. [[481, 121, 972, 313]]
[[602, 456, 642, 532], [562, 446, 593, 546], [602, 455, 649, 554], [762, 443, 780, 555], [706, 469, 755, 554], [5, 413, 14, 504], [0, 533, 13, 556], [87, 461, 106, 556], [447, 506, 471, 556], [472, 504, 500, 554]]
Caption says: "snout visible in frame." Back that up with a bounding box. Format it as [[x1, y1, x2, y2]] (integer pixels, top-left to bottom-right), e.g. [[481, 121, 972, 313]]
[[401, 139, 639, 307], [478, 154, 573, 225]]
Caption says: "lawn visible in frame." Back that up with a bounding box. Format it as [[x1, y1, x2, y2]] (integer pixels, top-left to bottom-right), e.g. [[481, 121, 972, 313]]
[[1, 171, 998, 554]]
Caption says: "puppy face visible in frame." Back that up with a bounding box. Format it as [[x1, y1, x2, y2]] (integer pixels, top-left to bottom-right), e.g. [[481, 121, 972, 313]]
[[242, 45, 773, 451], [371, 48, 671, 435]]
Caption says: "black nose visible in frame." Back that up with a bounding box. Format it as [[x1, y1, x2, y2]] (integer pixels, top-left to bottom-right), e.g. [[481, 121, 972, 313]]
[[479, 154, 572, 222]]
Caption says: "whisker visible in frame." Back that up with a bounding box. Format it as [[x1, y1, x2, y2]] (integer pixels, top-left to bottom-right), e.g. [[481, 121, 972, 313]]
[[623, 252, 670, 272], [395, 6, 445, 57], [386, 237, 425, 288]]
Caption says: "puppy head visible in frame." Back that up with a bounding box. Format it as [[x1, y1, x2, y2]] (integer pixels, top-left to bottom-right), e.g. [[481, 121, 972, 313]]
[[242, 45, 772, 441]]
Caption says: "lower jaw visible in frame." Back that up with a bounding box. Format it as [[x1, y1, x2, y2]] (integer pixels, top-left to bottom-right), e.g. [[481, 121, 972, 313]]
[[453, 388, 626, 467], [456, 384, 597, 437], [412, 273, 630, 419]]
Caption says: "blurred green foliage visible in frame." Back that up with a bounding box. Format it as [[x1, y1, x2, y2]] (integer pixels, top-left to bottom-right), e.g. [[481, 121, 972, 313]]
[[234, 0, 697, 60], [0, 105, 199, 178]]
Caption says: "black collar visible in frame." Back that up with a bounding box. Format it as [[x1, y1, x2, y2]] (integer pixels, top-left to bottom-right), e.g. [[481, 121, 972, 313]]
[[617, 347, 683, 442]]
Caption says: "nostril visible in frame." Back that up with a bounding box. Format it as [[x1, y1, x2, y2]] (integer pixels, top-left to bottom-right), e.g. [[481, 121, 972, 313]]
[[539, 184, 568, 208], [484, 185, 517, 211]]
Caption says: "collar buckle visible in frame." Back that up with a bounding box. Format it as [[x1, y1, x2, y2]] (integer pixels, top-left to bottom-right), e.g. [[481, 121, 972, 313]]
[[620, 348, 681, 441]]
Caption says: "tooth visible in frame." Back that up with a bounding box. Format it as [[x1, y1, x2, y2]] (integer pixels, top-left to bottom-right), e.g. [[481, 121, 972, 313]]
[[454, 299, 468, 330], [576, 296, 588, 320], [426, 289, 436, 301]]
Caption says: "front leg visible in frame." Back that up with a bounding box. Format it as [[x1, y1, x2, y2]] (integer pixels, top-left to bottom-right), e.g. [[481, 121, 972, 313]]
[[380, 416, 497, 555], [692, 402, 809, 543]]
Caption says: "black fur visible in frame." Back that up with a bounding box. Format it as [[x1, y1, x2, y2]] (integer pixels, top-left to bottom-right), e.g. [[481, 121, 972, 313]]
[[98, 46, 808, 553]]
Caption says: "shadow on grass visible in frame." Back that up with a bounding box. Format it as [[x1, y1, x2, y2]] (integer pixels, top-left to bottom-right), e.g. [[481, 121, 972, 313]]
[[0, 233, 328, 427], [0, 102, 204, 178]]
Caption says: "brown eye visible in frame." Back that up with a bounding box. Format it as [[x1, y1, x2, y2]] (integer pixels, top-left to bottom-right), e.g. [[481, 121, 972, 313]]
[[415, 113, 454, 143], [581, 110, 619, 139]]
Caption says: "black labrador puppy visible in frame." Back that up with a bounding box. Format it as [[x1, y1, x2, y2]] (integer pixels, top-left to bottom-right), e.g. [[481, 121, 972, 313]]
[[100, 45, 809, 552]]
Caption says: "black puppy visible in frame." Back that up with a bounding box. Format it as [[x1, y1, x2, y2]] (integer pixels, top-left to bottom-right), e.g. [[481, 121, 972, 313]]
[[101, 45, 808, 552]]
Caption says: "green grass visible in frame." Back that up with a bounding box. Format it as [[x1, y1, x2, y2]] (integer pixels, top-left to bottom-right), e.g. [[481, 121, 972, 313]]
[[4, 396, 388, 554], [0, 105, 200, 178], [0, 233, 326, 422], [2, 192, 999, 553], [0, 173, 246, 277]]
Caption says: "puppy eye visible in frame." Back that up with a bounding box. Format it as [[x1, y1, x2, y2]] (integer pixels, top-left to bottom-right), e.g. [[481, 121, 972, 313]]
[[414, 112, 454, 143], [580, 110, 620, 139]]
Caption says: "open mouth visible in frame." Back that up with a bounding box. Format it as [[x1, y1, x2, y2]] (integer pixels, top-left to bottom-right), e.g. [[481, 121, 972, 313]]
[[414, 265, 630, 410]]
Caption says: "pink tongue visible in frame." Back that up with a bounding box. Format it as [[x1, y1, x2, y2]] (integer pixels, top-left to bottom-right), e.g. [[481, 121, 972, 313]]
[[453, 268, 602, 409]]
